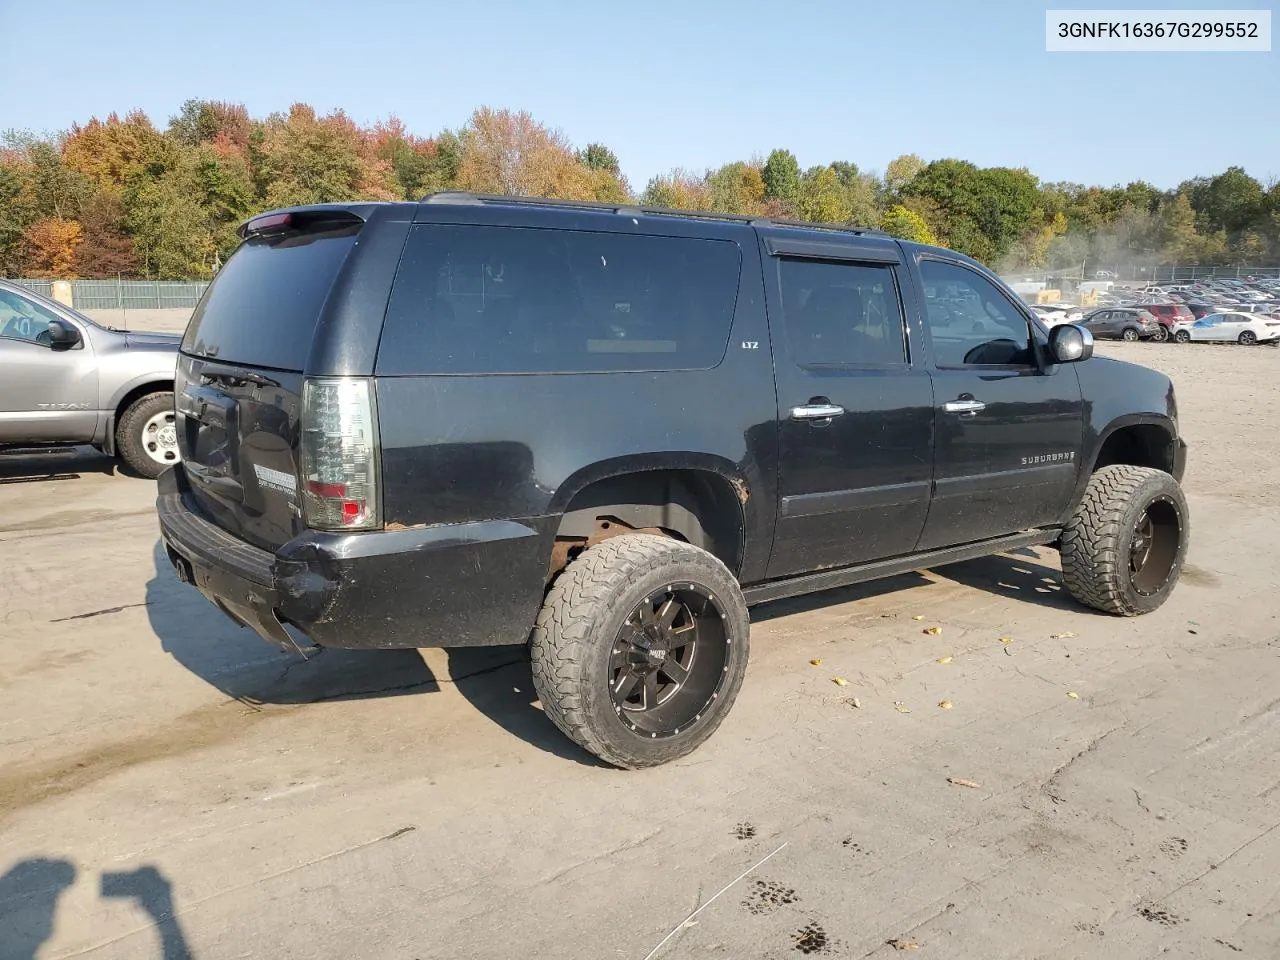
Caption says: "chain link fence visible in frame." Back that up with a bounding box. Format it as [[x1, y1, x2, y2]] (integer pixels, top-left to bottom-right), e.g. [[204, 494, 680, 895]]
[[3, 279, 210, 310]]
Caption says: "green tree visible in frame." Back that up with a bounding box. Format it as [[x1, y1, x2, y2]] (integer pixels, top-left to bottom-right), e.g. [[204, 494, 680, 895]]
[[1185, 166, 1265, 234], [578, 142, 620, 175], [797, 166, 851, 223], [762, 149, 801, 206], [1157, 193, 1199, 262], [883, 153, 924, 197], [880, 204, 937, 245], [706, 161, 765, 214]]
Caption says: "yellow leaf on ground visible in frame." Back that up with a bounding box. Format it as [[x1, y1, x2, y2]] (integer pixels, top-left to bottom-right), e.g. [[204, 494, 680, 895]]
[[809, 658, 823, 666], [947, 777, 982, 789], [1067, 691, 1080, 699], [832, 676, 848, 686], [923, 626, 942, 636], [938, 699, 953, 710], [1052, 631, 1077, 639], [894, 704, 912, 714], [998, 636, 1013, 644], [912, 615, 925, 620], [936, 655, 953, 664]]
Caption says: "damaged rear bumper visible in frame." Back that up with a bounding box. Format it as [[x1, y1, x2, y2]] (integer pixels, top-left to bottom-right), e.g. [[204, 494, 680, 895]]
[[156, 467, 554, 649]]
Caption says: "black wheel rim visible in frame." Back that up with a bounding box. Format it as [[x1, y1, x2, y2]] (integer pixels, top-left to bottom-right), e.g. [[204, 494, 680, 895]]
[[609, 584, 731, 738], [1129, 496, 1181, 596]]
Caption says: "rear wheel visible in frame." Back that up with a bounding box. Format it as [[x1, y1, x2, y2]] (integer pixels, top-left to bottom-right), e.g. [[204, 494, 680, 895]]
[[530, 533, 750, 768], [1060, 465, 1189, 616], [1150, 326, 1169, 343], [1174, 329, 1191, 343], [1121, 327, 1140, 342], [116, 391, 179, 479], [1239, 330, 1258, 345]]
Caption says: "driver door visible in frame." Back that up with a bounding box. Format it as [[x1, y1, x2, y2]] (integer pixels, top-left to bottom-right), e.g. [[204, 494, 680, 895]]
[[0, 290, 99, 443], [911, 257, 1084, 550]]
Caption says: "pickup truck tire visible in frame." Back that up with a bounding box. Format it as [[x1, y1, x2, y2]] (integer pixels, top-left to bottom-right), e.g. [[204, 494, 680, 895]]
[[116, 391, 178, 480], [530, 533, 750, 769], [1060, 465, 1189, 616]]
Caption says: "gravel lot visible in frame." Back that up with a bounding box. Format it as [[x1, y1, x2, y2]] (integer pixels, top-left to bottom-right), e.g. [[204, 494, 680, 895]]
[[2, 342, 1277, 960]]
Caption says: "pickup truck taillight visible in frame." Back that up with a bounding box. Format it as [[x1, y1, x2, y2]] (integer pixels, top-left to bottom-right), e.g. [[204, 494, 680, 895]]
[[299, 377, 381, 531]]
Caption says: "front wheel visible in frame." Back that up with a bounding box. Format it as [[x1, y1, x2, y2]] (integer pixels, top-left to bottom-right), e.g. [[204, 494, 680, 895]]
[[1121, 327, 1140, 342], [530, 533, 750, 768], [1174, 329, 1192, 343], [1239, 330, 1258, 345], [1060, 465, 1189, 616], [116, 391, 179, 479]]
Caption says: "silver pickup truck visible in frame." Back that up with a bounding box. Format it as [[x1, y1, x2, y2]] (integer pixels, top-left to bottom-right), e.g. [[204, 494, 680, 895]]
[[0, 279, 181, 478]]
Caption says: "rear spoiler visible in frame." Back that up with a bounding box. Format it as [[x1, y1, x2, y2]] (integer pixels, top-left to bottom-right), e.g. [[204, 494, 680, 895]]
[[236, 203, 381, 239]]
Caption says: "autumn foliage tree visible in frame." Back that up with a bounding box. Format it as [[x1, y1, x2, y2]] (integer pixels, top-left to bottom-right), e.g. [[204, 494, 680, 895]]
[[1, 101, 1277, 279]]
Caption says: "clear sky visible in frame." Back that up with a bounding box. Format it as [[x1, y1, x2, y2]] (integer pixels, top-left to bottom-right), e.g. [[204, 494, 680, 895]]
[[2, 0, 1276, 191]]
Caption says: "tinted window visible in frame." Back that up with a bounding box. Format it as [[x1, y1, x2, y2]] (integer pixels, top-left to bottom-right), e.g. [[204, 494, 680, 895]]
[[182, 224, 360, 370], [378, 225, 741, 375], [0, 289, 61, 345], [920, 260, 1034, 367], [777, 259, 907, 366]]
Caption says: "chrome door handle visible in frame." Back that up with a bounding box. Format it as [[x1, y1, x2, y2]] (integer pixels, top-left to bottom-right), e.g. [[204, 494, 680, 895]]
[[944, 399, 986, 415], [790, 403, 846, 421]]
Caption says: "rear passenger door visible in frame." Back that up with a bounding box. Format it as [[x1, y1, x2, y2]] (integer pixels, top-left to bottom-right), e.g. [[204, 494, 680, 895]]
[[763, 238, 935, 579], [911, 258, 1084, 550]]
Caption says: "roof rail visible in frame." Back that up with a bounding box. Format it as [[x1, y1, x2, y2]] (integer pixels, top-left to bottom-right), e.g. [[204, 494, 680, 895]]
[[419, 191, 886, 237]]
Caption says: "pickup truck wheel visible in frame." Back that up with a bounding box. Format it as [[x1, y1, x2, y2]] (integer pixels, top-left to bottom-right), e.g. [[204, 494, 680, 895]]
[[530, 533, 750, 769], [1060, 465, 1189, 616], [116, 391, 178, 479]]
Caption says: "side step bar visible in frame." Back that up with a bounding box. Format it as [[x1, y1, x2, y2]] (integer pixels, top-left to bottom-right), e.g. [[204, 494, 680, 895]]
[[742, 529, 1062, 606]]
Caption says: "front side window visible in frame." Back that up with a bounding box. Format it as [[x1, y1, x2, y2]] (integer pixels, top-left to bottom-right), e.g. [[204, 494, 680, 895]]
[[920, 260, 1036, 367], [0, 290, 61, 346], [777, 259, 908, 367], [378, 225, 742, 375]]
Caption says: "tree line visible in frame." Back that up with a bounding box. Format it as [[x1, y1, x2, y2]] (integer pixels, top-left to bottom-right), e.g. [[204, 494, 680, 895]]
[[2, 100, 1277, 280]]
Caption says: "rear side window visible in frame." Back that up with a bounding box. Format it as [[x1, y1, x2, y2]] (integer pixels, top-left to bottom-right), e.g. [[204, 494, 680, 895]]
[[182, 224, 360, 370], [376, 225, 742, 375], [777, 259, 907, 366]]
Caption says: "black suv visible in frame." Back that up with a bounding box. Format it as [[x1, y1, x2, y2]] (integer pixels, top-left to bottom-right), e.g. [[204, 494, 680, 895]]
[[158, 193, 1190, 768]]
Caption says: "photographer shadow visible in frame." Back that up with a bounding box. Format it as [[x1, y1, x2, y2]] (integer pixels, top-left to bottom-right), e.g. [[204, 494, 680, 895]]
[[0, 859, 191, 960]]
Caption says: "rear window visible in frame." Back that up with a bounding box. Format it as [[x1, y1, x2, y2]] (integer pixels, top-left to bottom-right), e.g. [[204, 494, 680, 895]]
[[376, 224, 742, 375], [182, 223, 359, 370]]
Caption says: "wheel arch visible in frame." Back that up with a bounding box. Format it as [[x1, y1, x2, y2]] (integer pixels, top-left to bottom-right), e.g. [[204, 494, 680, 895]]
[[547, 458, 749, 581]]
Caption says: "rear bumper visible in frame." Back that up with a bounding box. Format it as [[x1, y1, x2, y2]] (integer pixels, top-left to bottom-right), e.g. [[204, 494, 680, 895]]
[[157, 468, 554, 649]]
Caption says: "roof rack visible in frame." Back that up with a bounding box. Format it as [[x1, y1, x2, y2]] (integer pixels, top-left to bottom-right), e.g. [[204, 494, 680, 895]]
[[419, 191, 887, 238]]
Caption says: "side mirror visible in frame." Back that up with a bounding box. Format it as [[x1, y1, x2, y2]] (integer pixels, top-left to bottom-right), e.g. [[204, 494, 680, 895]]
[[1049, 323, 1094, 364], [47, 319, 82, 348]]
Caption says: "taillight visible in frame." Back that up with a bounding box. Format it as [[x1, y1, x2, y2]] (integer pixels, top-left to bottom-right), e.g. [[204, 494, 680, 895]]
[[299, 377, 381, 531]]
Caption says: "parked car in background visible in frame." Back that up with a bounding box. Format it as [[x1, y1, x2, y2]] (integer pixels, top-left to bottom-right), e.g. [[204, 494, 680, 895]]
[[1172, 312, 1280, 345], [1139, 303, 1195, 339], [0, 280, 181, 477], [1081, 307, 1163, 341], [1031, 304, 1083, 327]]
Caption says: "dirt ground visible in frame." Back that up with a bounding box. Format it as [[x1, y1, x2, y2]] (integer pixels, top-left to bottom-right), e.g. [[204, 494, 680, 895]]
[[1, 342, 1277, 960]]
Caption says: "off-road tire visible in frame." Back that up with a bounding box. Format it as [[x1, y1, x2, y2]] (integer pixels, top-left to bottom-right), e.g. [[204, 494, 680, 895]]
[[1060, 465, 1189, 616], [530, 533, 750, 769], [116, 391, 176, 479]]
